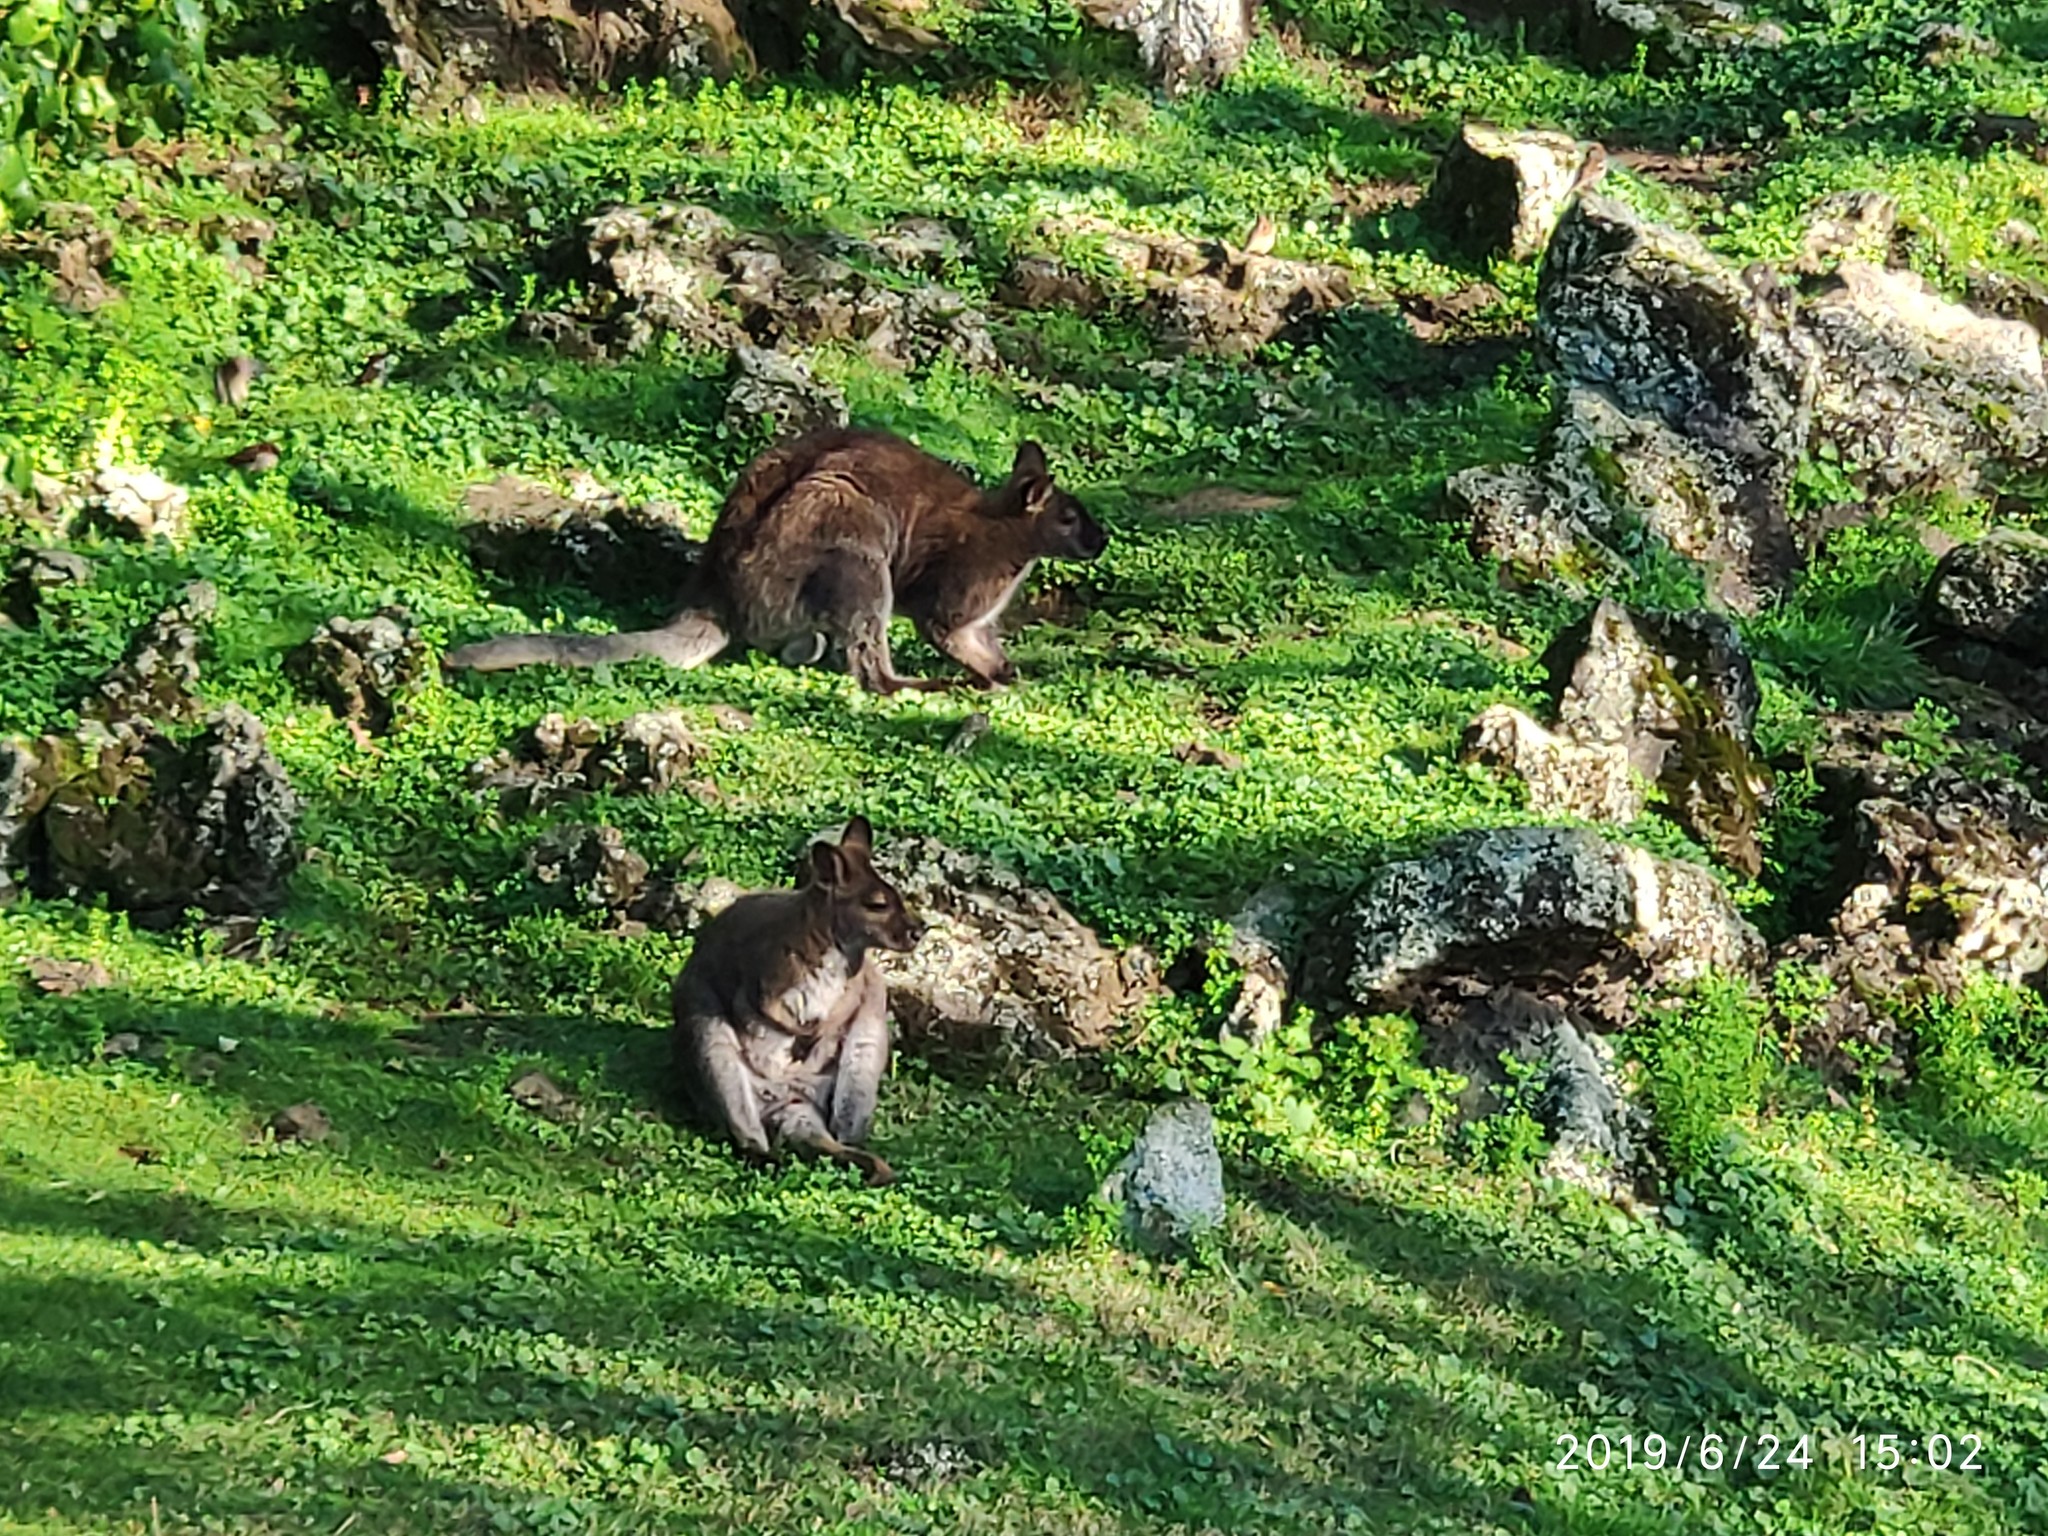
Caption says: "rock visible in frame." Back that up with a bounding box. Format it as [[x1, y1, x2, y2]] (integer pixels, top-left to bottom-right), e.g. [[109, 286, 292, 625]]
[[1077, 0, 1252, 93], [286, 610, 429, 739], [469, 710, 706, 816], [1145, 253, 1355, 360], [1345, 825, 1765, 1029], [1964, 268, 2048, 337], [1801, 262, 2048, 501], [1420, 983, 1642, 1180], [507, 1069, 576, 1120], [1216, 884, 1299, 1045], [359, 0, 750, 108], [1461, 192, 2048, 609], [1532, 194, 1809, 609], [270, 1102, 332, 1143], [73, 465, 192, 545], [1423, 123, 1590, 262], [0, 737, 46, 904], [579, 202, 744, 354], [1924, 528, 2048, 669], [1571, 0, 1787, 71], [3, 547, 93, 627], [722, 345, 850, 442], [1099, 1100, 1226, 1253], [1517, 599, 1769, 875], [944, 711, 992, 757], [1918, 20, 1999, 66], [101, 1031, 144, 1059], [39, 704, 301, 927], [1463, 702, 1647, 826], [525, 823, 653, 913], [1447, 463, 1613, 590], [864, 836, 1163, 1059], [27, 956, 114, 995], [1468, 602, 1769, 859], [459, 474, 700, 613], [79, 583, 217, 730], [1796, 190, 1900, 275], [999, 253, 1106, 314], [1783, 715, 2048, 1072]]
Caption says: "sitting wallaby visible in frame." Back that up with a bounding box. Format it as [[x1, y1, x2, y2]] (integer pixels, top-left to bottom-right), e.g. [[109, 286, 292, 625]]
[[671, 816, 924, 1185], [445, 429, 1108, 693]]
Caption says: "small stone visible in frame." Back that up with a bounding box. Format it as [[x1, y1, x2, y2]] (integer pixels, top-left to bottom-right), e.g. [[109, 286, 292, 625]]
[[1423, 122, 1589, 263], [945, 712, 992, 756], [101, 1031, 144, 1059], [508, 1070, 574, 1119], [28, 956, 114, 995], [271, 1102, 332, 1143], [1100, 1100, 1226, 1253]]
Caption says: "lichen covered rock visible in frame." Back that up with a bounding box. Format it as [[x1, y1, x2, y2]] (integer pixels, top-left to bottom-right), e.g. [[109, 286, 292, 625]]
[[38, 704, 300, 927], [1346, 825, 1765, 1023], [360, 0, 750, 108], [525, 823, 653, 913], [1923, 527, 2048, 667]]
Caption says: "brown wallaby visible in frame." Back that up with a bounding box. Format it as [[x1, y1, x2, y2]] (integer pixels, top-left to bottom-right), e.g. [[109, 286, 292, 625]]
[[671, 816, 924, 1185], [444, 429, 1108, 693]]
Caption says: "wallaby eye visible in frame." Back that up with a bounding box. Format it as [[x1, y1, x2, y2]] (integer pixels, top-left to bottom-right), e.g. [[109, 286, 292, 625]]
[[864, 893, 892, 910]]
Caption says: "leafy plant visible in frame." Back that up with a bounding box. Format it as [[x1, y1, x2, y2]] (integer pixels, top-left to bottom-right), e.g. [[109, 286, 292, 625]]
[[1635, 974, 1770, 1179]]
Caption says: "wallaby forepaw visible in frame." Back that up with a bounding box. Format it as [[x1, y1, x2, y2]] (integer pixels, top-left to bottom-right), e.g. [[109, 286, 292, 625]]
[[862, 1156, 898, 1187]]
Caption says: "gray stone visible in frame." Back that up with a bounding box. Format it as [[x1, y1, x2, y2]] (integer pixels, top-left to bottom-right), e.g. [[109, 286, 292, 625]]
[[469, 710, 706, 816], [1100, 1100, 1226, 1253], [3, 547, 93, 627], [40, 704, 301, 927], [1802, 262, 2048, 500], [1422, 984, 1643, 1179]]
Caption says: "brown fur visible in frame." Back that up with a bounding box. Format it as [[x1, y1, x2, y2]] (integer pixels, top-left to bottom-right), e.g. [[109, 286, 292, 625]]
[[445, 429, 1107, 692], [671, 816, 924, 1185]]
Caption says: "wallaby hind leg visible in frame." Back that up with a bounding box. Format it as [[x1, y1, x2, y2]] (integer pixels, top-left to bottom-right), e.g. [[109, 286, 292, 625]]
[[674, 1011, 772, 1158], [828, 967, 891, 1147], [800, 556, 950, 695], [771, 1100, 897, 1186], [925, 620, 1017, 690]]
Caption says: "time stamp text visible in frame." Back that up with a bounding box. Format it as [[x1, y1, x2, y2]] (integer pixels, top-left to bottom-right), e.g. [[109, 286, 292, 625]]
[[1552, 1430, 1989, 1477]]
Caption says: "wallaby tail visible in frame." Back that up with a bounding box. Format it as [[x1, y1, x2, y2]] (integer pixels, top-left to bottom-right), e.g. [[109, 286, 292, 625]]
[[444, 610, 730, 674]]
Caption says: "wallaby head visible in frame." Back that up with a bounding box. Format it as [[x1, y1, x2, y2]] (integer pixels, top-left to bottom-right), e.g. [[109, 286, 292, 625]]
[[805, 816, 925, 954], [1002, 442, 1108, 563]]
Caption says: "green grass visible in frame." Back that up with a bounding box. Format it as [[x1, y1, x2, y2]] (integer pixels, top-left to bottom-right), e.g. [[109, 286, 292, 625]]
[[6, 1, 2048, 1530]]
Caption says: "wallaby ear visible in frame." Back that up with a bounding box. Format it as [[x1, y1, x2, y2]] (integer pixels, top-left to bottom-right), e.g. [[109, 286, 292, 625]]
[[809, 839, 846, 888], [1022, 475, 1057, 516], [840, 815, 874, 852], [1010, 441, 1048, 483]]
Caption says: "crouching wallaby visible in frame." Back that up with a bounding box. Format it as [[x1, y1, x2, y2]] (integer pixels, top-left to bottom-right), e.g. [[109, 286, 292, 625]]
[[671, 816, 924, 1185], [445, 429, 1108, 693]]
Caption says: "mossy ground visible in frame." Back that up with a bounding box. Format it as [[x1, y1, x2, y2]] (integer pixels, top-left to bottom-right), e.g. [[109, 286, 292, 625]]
[[5, 3, 2048, 1532]]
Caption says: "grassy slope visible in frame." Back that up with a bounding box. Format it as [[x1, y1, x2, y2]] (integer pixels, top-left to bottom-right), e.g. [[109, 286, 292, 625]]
[[5, 2, 2048, 1531]]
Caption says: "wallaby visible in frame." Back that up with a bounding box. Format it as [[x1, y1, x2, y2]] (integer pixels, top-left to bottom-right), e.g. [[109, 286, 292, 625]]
[[444, 429, 1108, 693], [671, 816, 924, 1185]]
